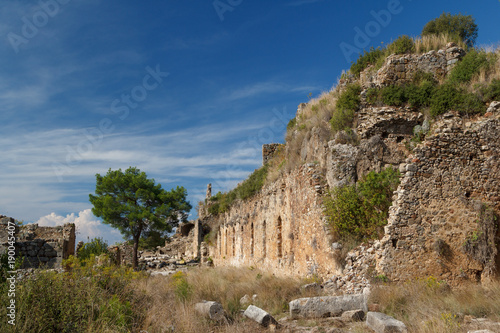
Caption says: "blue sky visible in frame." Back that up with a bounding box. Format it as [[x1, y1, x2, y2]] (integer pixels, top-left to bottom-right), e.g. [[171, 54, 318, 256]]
[[1, 0, 499, 245]]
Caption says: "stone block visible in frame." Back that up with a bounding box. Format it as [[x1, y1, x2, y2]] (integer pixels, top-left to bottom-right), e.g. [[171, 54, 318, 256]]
[[243, 305, 278, 327], [194, 301, 226, 321], [341, 309, 365, 322], [366, 312, 407, 333], [289, 294, 367, 318]]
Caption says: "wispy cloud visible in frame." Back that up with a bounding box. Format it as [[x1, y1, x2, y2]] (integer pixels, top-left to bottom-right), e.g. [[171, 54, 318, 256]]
[[36, 209, 123, 245], [224, 81, 321, 101]]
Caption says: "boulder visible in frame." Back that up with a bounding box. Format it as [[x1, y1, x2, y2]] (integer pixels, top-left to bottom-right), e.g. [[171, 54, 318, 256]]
[[243, 305, 278, 327], [289, 294, 367, 318], [366, 312, 407, 333]]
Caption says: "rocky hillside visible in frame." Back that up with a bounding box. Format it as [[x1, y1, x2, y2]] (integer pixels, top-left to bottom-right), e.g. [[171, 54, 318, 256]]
[[194, 39, 500, 292]]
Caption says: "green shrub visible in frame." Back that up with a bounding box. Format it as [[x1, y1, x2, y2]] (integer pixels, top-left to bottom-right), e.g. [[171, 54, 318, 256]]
[[429, 83, 461, 116], [381, 85, 406, 106], [331, 84, 361, 132], [350, 47, 385, 76], [336, 84, 362, 112], [287, 117, 297, 131], [448, 50, 492, 84], [406, 80, 435, 108], [412, 70, 436, 85], [0, 256, 144, 333], [455, 92, 486, 114], [387, 35, 415, 54], [421, 12, 478, 48], [324, 167, 400, 242], [207, 165, 269, 215], [77, 237, 109, 261], [480, 79, 500, 102], [430, 83, 485, 116], [366, 87, 381, 105], [170, 271, 192, 302]]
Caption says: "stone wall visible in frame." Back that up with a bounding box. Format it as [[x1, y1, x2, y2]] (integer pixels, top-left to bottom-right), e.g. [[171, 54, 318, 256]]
[[340, 43, 465, 89], [376, 111, 500, 285], [0, 216, 76, 269], [204, 164, 340, 278]]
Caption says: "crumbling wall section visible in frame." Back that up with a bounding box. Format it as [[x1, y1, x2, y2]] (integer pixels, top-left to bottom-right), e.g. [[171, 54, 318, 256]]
[[208, 164, 339, 278], [0, 216, 75, 269], [377, 111, 500, 284]]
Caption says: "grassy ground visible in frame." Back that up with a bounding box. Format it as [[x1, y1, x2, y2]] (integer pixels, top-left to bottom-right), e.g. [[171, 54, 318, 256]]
[[1, 259, 499, 332]]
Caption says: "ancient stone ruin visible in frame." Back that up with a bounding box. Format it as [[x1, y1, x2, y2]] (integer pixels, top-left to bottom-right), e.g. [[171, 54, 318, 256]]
[[0, 215, 75, 269], [191, 43, 500, 290]]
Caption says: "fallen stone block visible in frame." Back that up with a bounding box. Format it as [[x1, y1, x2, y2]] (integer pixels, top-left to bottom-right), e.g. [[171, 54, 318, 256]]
[[289, 294, 367, 318], [341, 309, 365, 322], [366, 311, 407, 333], [243, 305, 279, 327], [194, 301, 226, 321]]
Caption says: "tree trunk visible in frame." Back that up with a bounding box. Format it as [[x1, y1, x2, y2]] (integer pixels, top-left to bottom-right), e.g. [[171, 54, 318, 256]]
[[132, 234, 140, 269]]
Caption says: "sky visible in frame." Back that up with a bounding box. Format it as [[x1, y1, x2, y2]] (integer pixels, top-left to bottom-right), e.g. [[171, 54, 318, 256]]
[[1, 0, 499, 245]]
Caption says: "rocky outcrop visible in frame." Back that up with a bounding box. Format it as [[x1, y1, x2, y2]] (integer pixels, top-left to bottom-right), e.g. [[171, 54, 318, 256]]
[[359, 43, 465, 89]]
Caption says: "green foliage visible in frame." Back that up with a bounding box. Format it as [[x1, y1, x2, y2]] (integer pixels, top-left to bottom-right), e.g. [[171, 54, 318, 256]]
[[366, 72, 437, 108], [138, 230, 168, 250], [448, 50, 492, 84], [479, 79, 500, 102], [77, 237, 109, 261], [331, 84, 361, 132], [208, 165, 269, 215], [381, 85, 406, 106], [170, 271, 192, 302], [387, 35, 415, 54], [366, 87, 380, 105], [324, 167, 400, 242], [422, 12, 478, 48], [89, 167, 191, 267], [350, 47, 385, 76], [287, 117, 297, 131], [0, 256, 143, 333], [430, 83, 486, 116], [406, 80, 435, 108], [0, 252, 23, 283]]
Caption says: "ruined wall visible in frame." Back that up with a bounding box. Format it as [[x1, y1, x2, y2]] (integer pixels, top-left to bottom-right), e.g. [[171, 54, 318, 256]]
[[205, 164, 339, 278], [0, 216, 76, 269], [262, 143, 284, 165], [376, 111, 500, 284], [342, 43, 465, 89]]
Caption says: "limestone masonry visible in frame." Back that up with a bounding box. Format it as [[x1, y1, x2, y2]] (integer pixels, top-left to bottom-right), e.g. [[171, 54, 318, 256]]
[[0, 215, 75, 269], [194, 44, 500, 288]]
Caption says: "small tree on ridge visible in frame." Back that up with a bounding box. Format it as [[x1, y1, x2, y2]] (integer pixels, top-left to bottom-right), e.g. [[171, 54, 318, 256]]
[[422, 12, 478, 48]]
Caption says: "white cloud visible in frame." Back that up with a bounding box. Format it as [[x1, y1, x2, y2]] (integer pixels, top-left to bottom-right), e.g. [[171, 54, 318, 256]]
[[36, 209, 122, 245]]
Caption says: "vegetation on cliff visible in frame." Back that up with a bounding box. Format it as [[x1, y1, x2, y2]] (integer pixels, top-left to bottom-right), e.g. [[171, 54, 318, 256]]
[[207, 164, 269, 216], [323, 167, 400, 243]]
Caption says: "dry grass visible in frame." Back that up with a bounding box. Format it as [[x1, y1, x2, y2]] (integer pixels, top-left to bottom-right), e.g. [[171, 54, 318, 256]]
[[370, 277, 500, 333], [135, 266, 323, 333], [413, 33, 467, 54], [471, 47, 500, 86], [283, 90, 336, 171]]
